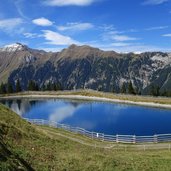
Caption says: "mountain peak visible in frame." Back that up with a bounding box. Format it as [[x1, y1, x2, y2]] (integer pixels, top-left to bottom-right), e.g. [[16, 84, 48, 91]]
[[0, 42, 28, 52], [58, 44, 118, 59], [68, 44, 78, 49], [68, 44, 99, 51]]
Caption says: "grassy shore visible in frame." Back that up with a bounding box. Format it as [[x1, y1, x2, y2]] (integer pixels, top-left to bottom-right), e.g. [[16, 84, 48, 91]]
[[1, 89, 171, 106], [1, 104, 171, 171]]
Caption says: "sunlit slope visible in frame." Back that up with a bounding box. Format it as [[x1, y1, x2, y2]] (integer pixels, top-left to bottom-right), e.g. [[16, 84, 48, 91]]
[[1, 43, 171, 93], [1, 104, 171, 171]]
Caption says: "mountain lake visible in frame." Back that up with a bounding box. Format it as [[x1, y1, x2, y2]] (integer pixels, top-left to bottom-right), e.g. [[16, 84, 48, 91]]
[[1, 98, 171, 136]]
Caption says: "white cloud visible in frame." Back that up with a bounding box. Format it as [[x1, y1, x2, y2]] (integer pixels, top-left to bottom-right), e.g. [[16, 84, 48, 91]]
[[42, 30, 79, 45], [23, 33, 39, 38], [14, 0, 29, 20], [78, 42, 171, 53], [126, 29, 138, 33], [163, 33, 171, 37], [100, 44, 167, 53], [111, 42, 131, 47], [142, 0, 168, 5], [57, 22, 94, 31], [32, 17, 53, 26], [99, 24, 115, 31], [43, 0, 97, 6], [88, 42, 169, 53], [40, 47, 64, 52], [145, 26, 168, 31], [111, 35, 137, 41], [103, 31, 138, 42], [105, 30, 123, 35], [0, 18, 23, 32], [49, 105, 76, 122]]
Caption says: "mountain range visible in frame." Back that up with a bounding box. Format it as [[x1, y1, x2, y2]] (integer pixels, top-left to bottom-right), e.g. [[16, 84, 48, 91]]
[[0, 43, 171, 94]]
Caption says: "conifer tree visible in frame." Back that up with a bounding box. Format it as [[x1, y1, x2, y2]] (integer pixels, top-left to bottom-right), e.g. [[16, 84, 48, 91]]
[[0, 82, 6, 94], [46, 81, 52, 91], [121, 83, 127, 94], [52, 83, 57, 91], [35, 83, 39, 91], [56, 82, 62, 91], [28, 80, 39, 91], [150, 85, 160, 96], [161, 89, 168, 97], [156, 86, 160, 96], [128, 81, 136, 95], [41, 84, 46, 91], [7, 81, 13, 94], [28, 80, 33, 91], [16, 79, 22, 92]]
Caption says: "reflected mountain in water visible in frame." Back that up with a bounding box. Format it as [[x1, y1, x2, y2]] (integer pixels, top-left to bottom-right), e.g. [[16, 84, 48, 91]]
[[1, 99, 171, 136], [1, 99, 33, 116]]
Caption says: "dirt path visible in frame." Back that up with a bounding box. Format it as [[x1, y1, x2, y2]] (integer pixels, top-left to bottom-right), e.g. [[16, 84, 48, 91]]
[[38, 127, 116, 149], [37, 126, 171, 151]]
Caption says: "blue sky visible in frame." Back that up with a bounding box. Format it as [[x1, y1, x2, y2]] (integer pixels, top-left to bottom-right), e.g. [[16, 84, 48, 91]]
[[0, 0, 171, 53]]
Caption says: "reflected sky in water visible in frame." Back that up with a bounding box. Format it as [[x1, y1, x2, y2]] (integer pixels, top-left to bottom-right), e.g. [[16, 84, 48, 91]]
[[1, 99, 171, 135]]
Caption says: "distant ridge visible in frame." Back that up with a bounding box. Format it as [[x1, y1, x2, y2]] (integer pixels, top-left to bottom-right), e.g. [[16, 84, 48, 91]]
[[0, 43, 171, 94]]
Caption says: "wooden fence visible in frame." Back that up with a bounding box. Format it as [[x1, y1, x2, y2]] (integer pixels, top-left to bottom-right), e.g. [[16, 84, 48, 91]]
[[24, 118, 171, 144]]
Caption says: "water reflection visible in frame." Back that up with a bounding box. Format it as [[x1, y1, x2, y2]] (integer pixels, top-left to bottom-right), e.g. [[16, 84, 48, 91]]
[[1, 99, 171, 135], [49, 104, 76, 122], [1, 99, 32, 116]]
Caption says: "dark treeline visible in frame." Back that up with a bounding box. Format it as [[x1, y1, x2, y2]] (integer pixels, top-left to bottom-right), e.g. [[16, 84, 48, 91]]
[[119, 81, 171, 97], [94, 81, 171, 97], [116, 81, 140, 95], [0, 79, 171, 97], [120, 81, 138, 95], [0, 79, 62, 94]]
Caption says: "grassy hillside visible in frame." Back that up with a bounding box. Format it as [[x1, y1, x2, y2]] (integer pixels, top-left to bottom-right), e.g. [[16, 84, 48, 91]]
[[1, 104, 171, 171]]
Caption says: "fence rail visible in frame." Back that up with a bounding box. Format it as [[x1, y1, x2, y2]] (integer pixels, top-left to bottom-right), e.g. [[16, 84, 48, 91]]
[[24, 118, 171, 144]]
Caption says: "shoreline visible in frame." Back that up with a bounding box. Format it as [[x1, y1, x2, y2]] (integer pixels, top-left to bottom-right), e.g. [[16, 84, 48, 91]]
[[1, 94, 171, 109]]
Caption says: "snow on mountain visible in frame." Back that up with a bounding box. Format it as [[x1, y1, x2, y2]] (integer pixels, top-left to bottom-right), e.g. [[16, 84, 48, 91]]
[[0, 43, 27, 52], [1, 43, 171, 94]]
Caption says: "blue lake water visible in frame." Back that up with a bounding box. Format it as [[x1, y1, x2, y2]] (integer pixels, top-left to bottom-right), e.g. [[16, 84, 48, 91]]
[[1, 98, 171, 136]]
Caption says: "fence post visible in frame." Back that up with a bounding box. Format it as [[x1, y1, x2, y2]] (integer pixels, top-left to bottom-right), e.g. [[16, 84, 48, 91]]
[[96, 133, 99, 139], [133, 135, 136, 144], [26, 118, 171, 145], [116, 134, 119, 143], [102, 133, 104, 142], [154, 134, 158, 143]]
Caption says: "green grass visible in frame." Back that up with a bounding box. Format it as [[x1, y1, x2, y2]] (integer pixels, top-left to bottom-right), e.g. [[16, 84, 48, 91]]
[[1, 89, 171, 105], [1, 104, 171, 170]]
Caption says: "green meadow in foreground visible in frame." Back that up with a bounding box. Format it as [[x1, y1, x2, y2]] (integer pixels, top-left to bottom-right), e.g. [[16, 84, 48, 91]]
[[1, 104, 171, 171]]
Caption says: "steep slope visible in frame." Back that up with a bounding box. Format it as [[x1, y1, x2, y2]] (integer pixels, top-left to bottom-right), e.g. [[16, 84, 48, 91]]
[[1, 43, 171, 93], [0, 104, 36, 170], [0, 43, 54, 83], [2, 104, 171, 171]]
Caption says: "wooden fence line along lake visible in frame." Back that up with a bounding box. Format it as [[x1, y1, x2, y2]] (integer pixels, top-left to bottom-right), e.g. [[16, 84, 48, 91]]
[[2, 98, 171, 136], [24, 118, 171, 144]]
